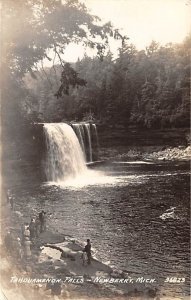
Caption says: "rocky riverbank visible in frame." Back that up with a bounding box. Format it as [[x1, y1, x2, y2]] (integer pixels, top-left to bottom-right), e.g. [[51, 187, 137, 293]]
[[99, 146, 191, 162], [0, 193, 173, 300]]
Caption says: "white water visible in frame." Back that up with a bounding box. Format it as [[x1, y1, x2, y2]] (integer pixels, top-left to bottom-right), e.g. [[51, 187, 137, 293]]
[[43, 123, 87, 182], [84, 123, 93, 162], [72, 124, 86, 160], [72, 123, 94, 162], [92, 124, 99, 153]]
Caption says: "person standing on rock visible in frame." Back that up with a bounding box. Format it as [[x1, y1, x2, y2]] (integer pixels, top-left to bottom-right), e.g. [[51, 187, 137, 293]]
[[4, 231, 13, 254], [42, 212, 47, 232], [14, 237, 23, 261], [7, 189, 14, 209], [24, 225, 30, 238], [35, 216, 40, 237], [39, 210, 46, 232], [6, 190, 10, 204], [21, 223, 28, 245], [84, 239, 91, 265], [51, 280, 62, 297], [29, 218, 36, 241], [24, 237, 31, 258], [10, 196, 14, 210]]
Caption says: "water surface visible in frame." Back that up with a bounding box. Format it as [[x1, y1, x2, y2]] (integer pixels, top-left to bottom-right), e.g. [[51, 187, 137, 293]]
[[13, 161, 190, 298]]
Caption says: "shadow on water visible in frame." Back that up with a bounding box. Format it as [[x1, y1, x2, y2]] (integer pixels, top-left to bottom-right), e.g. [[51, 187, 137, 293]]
[[12, 161, 190, 298]]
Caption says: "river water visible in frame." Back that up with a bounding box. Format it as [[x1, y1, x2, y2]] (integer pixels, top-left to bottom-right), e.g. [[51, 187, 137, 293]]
[[13, 161, 190, 298]]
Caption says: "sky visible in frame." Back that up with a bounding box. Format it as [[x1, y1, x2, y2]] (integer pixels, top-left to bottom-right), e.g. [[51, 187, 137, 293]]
[[48, 0, 191, 63]]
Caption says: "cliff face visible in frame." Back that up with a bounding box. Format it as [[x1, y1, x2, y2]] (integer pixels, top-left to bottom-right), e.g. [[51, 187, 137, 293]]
[[2, 123, 45, 187]]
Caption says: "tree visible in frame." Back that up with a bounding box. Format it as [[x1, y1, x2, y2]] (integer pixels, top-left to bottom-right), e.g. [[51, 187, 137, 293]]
[[55, 63, 87, 97], [21, 32, 191, 130], [1, 0, 126, 155], [1, 0, 116, 79]]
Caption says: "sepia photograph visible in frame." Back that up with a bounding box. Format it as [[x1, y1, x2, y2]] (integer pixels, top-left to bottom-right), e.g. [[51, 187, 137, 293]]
[[0, 0, 190, 299]]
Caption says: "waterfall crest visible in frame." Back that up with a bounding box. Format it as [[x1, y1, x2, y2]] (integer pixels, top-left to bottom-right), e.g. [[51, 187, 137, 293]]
[[43, 123, 87, 182]]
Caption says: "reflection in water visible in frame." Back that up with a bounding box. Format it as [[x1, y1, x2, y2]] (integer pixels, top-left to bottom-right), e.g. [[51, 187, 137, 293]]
[[13, 162, 190, 298]]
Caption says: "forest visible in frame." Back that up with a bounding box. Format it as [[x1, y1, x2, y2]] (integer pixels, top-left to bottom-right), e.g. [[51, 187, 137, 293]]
[[1, 0, 190, 161], [24, 37, 190, 129]]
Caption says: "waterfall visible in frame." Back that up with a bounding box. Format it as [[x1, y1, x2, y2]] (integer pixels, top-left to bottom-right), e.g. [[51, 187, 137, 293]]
[[84, 124, 93, 162], [92, 124, 99, 156], [72, 123, 99, 162], [43, 123, 87, 182], [72, 124, 86, 160]]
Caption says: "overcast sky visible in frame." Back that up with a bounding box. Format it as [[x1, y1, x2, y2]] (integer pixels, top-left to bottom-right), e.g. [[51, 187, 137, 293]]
[[47, 0, 191, 64]]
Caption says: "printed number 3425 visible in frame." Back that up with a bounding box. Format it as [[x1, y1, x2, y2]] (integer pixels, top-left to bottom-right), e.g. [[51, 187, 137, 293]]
[[165, 277, 185, 283]]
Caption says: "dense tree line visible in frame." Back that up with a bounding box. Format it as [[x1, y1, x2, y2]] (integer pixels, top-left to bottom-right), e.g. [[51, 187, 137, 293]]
[[1, 0, 121, 124], [1, 0, 190, 159], [24, 36, 190, 129], [1, 0, 126, 160]]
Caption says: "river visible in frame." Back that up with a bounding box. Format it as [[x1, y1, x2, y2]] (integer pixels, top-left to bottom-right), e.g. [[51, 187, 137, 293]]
[[12, 160, 190, 298]]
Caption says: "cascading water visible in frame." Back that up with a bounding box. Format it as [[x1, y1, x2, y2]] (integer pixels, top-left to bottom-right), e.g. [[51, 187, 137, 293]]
[[72, 123, 99, 162], [43, 123, 87, 182], [92, 124, 99, 156], [84, 123, 92, 162], [72, 124, 86, 160]]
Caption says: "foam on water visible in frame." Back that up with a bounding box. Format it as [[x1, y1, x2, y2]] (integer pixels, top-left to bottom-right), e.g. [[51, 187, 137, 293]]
[[43, 170, 145, 189], [43, 169, 190, 189]]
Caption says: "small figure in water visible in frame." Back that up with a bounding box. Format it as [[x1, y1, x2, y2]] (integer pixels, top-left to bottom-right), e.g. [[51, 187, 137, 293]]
[[83, 239, 91, 265]]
